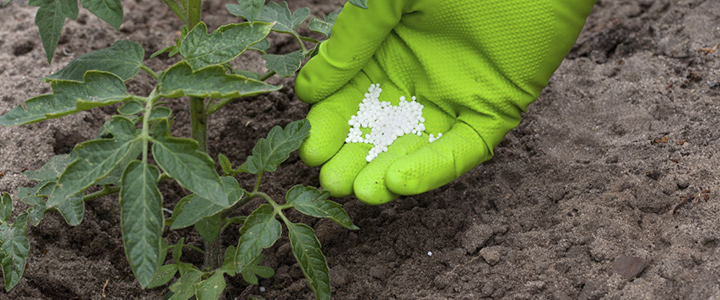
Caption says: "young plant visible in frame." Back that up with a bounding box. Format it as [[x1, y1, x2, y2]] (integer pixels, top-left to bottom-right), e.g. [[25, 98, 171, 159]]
[[0, 0, 364, 299]]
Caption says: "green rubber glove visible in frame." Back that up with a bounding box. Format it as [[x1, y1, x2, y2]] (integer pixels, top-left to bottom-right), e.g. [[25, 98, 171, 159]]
[[295, 0, 596, 204]]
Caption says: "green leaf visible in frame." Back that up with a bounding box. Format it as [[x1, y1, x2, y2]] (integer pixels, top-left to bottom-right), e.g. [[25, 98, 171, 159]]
[[147, 264, 178, 289], [48, 118, 140, 208], [172, 237, 185, 264], [194, 271, 226, 300], [218, 154, 234, 176], [180, 22, 273, 70], [53, 192, 84, 226], [120, 161, 164, 288], [157, 62, 280, 100], [308, 9, 340, 38], [171, 177, 245, 230], [233, 69, 261, 80], [235, 205, 281, 273], [2, 0, 12, 7], [258, 2, 308, 35], [47, 40, 144, 82], [0, 194, 11, 222], [0, 71, 131, 126], [166, 196, 193, 228], [80, 0, 123, 29], [149, 107, 172, 121], [247, 37, 270, 54], [240, 254, 274, 285], [169, 267, 202, 300], [219, 246, 236, 276], [29, 0, 78, 63], [152, 124, 227, 207], [225, 0, 264, 23], [118, 100, 144, 115], [194, 215, 221, 243], [262, 50, 304, 78], [0, 213, 30, 292], [150, 44, 178, 59], [286, 185, 358, 230], [242, 119, 310, 175], [287, 222, 330, 300], [24, 153, 76, 181], [17, 186, 46, 226], [93, 118, 143, 186], [348, 0, 368, 9]]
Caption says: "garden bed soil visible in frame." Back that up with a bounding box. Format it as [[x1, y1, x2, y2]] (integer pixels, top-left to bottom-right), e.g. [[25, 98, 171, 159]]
[[2, 0, 720, 299]]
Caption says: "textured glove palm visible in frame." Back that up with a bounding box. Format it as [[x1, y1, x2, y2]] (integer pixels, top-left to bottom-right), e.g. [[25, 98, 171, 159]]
[[295, 0, 597, 204]]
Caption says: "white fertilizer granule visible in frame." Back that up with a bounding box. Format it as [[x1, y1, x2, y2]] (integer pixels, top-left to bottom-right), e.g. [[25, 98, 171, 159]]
[[346, 84, 441, 162]]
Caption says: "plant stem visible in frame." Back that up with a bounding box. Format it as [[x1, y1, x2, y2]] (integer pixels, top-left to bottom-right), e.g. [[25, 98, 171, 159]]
[[187, 0, 202, 29], [140, 64, 159, 80], [190, 97, 208, 152], [258, 70, 277, 82], [182, 244, 206, 255], [189, 95, 222, 271], [83, 186, 121, 202]]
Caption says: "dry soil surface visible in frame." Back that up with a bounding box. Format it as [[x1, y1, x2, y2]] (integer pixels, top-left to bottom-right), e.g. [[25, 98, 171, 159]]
[[1, 0, 720, 299]]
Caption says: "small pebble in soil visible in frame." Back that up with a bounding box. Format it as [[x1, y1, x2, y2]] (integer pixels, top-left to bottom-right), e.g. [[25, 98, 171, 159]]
[[427, 251, 433, 256], [613, 255, 648, 280], [259, 286, 266, 292], [480, 247, 501, 266]]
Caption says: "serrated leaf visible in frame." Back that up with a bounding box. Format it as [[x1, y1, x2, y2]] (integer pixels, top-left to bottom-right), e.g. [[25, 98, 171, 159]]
[[120, 161, 163, 288], [287, 223, 330, 300], [194, 271, 226, 300], [262, 51, 303, 78], [225, 0, 263, 23], [47, 40, 144, 82], [0, 194, 11, 222], [24, 153, 76, 181], [80, 0, 123, 29], [180, 21, 273, 70], [169, 267, 202, 300], [308, 9, 339, 38], [172, 177, 245, 230], [286, 185, 358, 230], [17, 186, 47, 227], [0, 213, 29, 292], [257, 2, 306, 35], [147, 264, 178, 289], [0, 71, 131, 126], [235, 205, 281, 273], [48, 118, 140, 208], [242, 119, 310, 175], [247, 37, 270, 54], [157, 62, 280, 100], [152, 128, 227, 207], [35, 181, 56, 198], [348, 0, 367, 9], [53, 192, 84, 226], [118, 100, 144, 115], [240, 254, 274, 285], [29, 0, 78, 63]]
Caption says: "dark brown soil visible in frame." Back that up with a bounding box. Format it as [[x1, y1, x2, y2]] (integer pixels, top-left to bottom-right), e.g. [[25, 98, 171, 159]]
[[1, 0, 720, 299]]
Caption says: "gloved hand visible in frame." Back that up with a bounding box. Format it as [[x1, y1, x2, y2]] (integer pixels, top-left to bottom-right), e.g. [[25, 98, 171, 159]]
[[295, 0, 596, 205]]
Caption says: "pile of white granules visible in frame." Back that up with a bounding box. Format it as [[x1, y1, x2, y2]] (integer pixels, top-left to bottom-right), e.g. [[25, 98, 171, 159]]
[[345, 84, 442, 162]]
